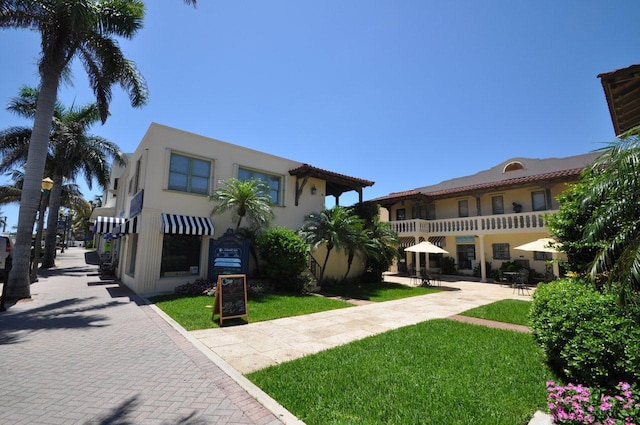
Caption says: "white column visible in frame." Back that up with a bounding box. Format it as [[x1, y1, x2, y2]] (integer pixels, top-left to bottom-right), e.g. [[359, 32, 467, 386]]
[[478, 235, 487, 282]]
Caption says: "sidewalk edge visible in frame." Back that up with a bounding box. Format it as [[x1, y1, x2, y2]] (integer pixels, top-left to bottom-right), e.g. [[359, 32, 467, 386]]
[[143, 299, 306, 425]]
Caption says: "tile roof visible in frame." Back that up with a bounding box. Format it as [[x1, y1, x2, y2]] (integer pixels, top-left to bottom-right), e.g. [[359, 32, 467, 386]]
[[368, 152, 600, 205]]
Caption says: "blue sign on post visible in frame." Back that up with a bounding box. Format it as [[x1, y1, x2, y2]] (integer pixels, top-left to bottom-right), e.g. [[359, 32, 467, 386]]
[[208, 229, 250, 281]]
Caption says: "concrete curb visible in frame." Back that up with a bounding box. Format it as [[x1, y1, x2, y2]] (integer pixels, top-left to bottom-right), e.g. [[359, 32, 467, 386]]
[[143, 298, 306, 425]]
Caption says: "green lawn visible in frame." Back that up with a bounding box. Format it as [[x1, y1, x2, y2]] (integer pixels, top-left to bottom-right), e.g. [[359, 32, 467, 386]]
[[459, 299, 532, 326], [151, 281, 438, 330], [248, 319, 554, 425], [320, 281, 441, 302], [150, 292, 353, 331]]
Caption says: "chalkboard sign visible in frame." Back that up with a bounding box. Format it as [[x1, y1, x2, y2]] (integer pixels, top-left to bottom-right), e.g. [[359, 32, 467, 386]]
[[212, 274, 248, 325]]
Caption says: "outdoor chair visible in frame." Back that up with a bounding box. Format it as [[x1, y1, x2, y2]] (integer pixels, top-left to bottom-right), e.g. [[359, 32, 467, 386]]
[[512, 269, 530, 295]]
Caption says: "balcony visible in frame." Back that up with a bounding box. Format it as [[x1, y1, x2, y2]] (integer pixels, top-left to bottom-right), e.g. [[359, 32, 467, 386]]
[[390, 210, 556, 238]]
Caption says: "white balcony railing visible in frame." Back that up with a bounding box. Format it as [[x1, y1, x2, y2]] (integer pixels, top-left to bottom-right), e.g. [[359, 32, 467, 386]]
[[390, 211, 555, 237]]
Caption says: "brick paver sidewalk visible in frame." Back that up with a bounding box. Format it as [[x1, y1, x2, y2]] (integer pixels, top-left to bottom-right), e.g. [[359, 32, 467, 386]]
[[0, 247, 293, 425]]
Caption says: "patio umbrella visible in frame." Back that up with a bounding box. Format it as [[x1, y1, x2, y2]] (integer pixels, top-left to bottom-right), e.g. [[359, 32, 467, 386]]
[[514, 237, 560, 253], [514, 237, 561, 279], [404, 241, 448, 254]]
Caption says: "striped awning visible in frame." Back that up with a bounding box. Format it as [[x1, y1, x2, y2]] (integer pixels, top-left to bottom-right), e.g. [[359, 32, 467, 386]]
[[93, 216, 125, 234], [161, 213, 214, 236], [114, 216, 140, 235]]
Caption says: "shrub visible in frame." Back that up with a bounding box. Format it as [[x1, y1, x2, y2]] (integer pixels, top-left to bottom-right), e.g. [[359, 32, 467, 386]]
[[257, 227, 309, 293], [530, 278, 640, 388], [547, 381, 640, 425], [440, 256, 456, 275], [174, 278, 216, 296]]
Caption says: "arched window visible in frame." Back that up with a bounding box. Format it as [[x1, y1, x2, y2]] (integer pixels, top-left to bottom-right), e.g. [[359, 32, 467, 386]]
[[503, 161, 524, 172]]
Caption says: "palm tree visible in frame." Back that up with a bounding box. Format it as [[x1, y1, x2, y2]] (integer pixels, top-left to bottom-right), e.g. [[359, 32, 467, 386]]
[[0, 0, 150, 299], [363, 215, 401, 282], [210, 178, 274, 233], [0, 87, 127, 268], [340, 218, 366, 283], [579, 127, 640, 305], [299, 206, 364, 284], [71, 198, 94, 246]]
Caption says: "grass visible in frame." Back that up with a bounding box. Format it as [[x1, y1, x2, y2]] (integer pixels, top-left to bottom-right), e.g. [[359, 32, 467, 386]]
[[459, 299, 532, 326], [150, 292, 353, 331], [248, 319, 555, 425], [320, 281, 440, 302]]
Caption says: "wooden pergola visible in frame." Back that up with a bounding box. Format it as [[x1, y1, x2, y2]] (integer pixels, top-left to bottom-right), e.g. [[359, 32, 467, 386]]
[[598, 64, 640, 136], [289, 164, 374, 206]]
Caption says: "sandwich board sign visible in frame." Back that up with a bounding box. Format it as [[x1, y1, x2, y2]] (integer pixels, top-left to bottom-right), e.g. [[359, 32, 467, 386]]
[[212, 274, 248, 325]]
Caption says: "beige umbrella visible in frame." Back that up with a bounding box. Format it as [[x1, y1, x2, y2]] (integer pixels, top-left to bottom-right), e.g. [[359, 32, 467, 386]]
[[404, 241, 448, 254], [514, 237, 561, 279], [514, 237, 560, 253]]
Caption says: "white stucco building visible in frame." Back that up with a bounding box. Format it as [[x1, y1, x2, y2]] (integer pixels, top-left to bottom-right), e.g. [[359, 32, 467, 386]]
[[93, 123, 373, 295]]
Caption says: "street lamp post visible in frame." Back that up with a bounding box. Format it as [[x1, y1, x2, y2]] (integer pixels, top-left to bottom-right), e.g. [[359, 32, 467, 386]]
[[59, 209, 66, 254], [30, 177, 54, 283]]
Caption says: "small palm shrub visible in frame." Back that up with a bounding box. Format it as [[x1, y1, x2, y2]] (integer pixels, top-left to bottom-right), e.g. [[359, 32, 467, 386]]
[[257, 227, 309, 293], [440, 256, 456, 275], [530, 278, 640, 389]]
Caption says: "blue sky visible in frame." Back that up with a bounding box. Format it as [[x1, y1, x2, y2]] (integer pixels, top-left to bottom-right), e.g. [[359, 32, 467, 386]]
[[1, 1, 639, 231]]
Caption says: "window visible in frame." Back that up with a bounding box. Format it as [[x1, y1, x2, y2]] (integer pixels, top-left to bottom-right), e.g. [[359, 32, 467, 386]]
[[492, 196, 504, 214], [168, 153, 210, 195], [161, 234, 201, 277], [532, 190, 547, 211], [238, 167, 282, 205], [458, 200, 469, 217], [503, 161, 524, 172], [128, 234, 138, 275], [426, 203, 436, 220], [493, 243, 510, 260], [396, 208, 406, 221], [134, 159, 141, 193], [534, 251, 552, 261]]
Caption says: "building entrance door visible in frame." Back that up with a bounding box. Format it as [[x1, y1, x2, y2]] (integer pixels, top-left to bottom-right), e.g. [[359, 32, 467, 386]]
[[457, 244, 476, 270]]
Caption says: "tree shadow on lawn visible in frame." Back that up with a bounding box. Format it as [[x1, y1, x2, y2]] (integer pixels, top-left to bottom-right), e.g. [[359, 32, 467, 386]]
[[318, 282, 412, 301]]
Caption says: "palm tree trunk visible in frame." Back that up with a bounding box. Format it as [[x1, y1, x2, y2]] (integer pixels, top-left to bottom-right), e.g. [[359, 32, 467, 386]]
[[319, 247, 332, 283], [341, 251, 355, 284], [41, 174, 64, 268], [6, 73, 61, 299]]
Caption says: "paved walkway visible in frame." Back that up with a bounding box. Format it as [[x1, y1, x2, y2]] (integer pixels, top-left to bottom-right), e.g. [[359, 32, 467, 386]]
[[0, 248, 547, 425], [191, 275, 533, 374], [0, 248, 295, 425]]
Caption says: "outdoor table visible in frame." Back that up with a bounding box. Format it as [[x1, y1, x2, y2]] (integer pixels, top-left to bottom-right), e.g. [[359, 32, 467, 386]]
[[502, 271, 519, 286]]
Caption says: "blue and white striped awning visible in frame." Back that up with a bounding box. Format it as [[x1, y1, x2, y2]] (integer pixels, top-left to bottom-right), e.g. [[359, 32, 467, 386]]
[[93, 216, 125, 234], [113, 216, 140, 235], [161, 213, 214, 236]]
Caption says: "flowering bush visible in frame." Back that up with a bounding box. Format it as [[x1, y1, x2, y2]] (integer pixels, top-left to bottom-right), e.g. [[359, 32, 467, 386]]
[[547, 381, 639, 424], [174, 278, 216, 296]]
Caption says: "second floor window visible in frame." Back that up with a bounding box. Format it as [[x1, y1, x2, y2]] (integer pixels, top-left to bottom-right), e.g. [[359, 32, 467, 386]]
[[492, 196, 504, 214], [532, 190, 547, 211], [426, 203, 436, 220], [396, 208, 406, 221], [458, 200, 469, 217], [168, 153, 210, 195], [238, 167, 282, 205]]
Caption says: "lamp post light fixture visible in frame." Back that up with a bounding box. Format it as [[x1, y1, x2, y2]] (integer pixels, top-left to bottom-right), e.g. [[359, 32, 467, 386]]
[[30, 177, 54, 283]]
